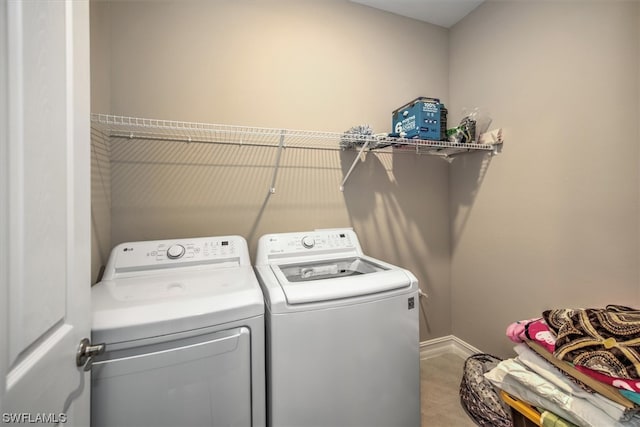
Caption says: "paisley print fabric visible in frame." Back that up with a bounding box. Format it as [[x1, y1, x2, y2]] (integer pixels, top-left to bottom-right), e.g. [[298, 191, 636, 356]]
[[543, 305, 640, 380]]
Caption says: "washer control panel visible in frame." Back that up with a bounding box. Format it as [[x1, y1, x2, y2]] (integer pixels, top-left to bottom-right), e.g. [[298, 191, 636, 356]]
[[106, 235, 248, 277], [260, 229, 360, 260]]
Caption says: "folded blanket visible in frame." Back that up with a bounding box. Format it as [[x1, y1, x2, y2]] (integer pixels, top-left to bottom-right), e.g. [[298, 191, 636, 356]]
[[485, 357, 640, 427], [544, 305, 640, 380], [540, 410, 577, 427], [623, 391, 640, 405], [525, 318, 557, 353], [575, 364, 640, 394], [515, 344, 630, 421]]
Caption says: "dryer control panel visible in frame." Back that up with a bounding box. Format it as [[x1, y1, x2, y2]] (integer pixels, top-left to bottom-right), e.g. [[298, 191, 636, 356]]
[[257, 229, 362, 263], [103, 235, 250, 279]]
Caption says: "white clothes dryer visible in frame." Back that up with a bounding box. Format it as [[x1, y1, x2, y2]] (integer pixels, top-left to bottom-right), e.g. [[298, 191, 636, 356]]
[[255, 228, 420, 427], [91, 235, 265, 427]]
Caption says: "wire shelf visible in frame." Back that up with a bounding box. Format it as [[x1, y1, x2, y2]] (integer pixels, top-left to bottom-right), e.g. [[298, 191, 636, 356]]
[[91, 114, 502, 154], [91, 113, 503, 192]]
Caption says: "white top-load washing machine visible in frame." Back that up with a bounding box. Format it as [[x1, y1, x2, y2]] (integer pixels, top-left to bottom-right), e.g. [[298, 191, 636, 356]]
[[255, 228, 420, 427], [91, 236, 265, 427]]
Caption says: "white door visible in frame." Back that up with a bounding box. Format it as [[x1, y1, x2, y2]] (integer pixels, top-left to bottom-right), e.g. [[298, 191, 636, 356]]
[[0, 0, 91, 425]]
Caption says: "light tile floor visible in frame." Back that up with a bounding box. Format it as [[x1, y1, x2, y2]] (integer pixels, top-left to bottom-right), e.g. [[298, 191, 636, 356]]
[[421, 352, 477, 427]]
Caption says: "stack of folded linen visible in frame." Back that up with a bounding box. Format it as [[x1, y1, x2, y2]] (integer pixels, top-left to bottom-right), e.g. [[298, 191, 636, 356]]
[[487, 305, 640, 427]]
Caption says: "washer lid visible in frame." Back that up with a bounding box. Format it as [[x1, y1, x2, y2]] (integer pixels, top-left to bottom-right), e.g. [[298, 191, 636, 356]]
[[92, 266, 264, 345], [270, 257, 412, 304]]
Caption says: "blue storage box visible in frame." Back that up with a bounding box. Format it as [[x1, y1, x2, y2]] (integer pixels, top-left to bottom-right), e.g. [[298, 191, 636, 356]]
[[391, 97, 447, 141]]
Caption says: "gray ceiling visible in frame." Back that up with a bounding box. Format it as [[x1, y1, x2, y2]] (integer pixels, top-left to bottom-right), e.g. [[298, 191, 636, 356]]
[[349, 0, 485, 28]]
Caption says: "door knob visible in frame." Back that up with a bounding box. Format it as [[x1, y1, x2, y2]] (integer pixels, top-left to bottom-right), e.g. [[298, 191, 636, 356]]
[[76, 338, 106, 371]]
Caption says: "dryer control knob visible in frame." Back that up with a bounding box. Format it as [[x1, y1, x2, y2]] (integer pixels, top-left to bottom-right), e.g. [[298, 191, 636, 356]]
[[167, 244, 186, 259], [301, 236, 315, 249]]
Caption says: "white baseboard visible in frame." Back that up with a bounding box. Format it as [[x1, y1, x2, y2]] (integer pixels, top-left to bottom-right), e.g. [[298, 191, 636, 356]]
[[420, 335, 482, 360]]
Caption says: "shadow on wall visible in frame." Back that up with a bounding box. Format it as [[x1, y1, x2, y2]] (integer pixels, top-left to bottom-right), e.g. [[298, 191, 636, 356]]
[[102, 135, 354, 260], [107, 137, 278, 247], [340, 148, 452, 338], [91, 128, 112, 284], [337, 145, 496, 340], [449, 151, 494, 252], [339, 150, 378, 218]]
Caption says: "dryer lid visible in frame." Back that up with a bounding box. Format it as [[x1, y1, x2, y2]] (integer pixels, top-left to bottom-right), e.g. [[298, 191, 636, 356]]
[[93, 235, 264, 345], [92, 266, 264, 345], [270, 257, 412, 304]]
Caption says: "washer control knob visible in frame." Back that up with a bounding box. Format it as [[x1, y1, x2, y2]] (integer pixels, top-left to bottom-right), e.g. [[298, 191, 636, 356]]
[[301, 236, 315, 249], [167, 244, 185, 259]]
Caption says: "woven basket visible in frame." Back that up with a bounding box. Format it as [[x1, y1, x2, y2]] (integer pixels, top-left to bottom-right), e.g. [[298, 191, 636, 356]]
[[459, 354, 512, 427]]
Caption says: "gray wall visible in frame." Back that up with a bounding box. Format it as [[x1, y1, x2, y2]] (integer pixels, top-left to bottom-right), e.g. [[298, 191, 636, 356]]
[[91, 0, 640, 353], [90, 1, 111, 283], [449, 1, 640, 357], [90, 0, 453, 341]]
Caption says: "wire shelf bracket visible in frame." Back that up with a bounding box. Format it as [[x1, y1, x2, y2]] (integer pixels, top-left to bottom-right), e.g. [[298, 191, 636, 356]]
[[269, 130, 286, 194], [340, 139, 370, 192]]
